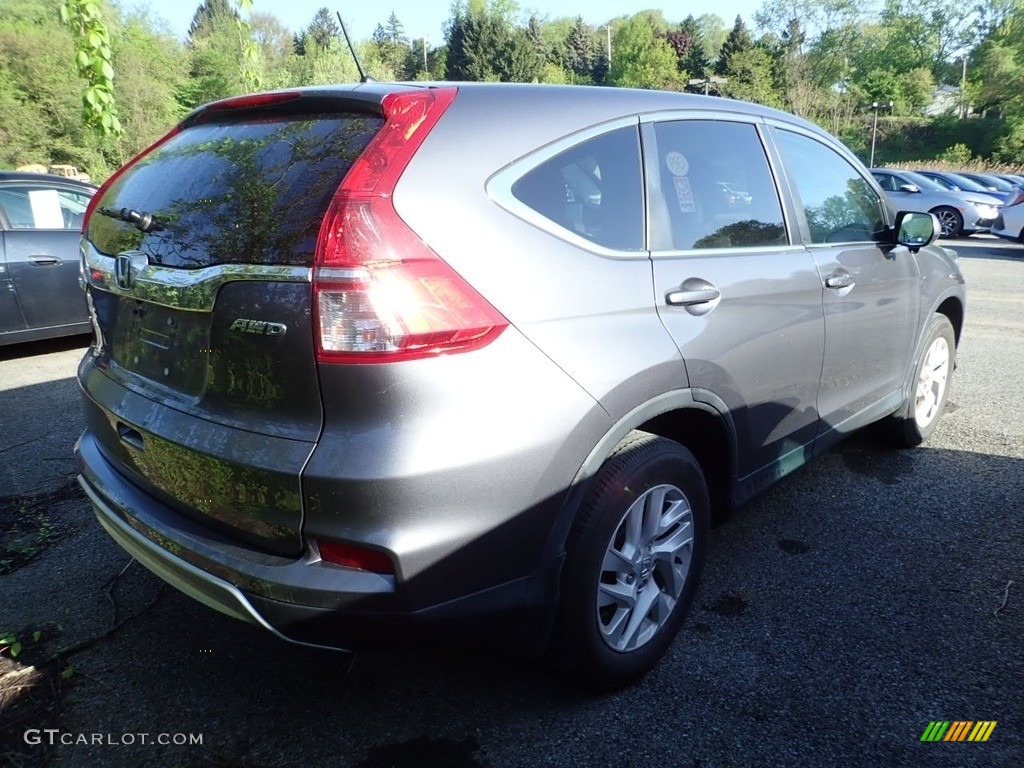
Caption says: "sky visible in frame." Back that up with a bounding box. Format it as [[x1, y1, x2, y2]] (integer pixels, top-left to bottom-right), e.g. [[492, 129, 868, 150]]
[[134, 1, 766, 46]]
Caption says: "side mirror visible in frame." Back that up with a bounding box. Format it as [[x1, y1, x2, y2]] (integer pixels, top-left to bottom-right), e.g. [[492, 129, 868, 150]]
[[898, 183, 921, 193], [894, 210, 940, 252]]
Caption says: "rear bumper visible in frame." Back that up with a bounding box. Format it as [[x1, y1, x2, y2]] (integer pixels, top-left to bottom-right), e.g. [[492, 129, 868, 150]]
[[76, 431, 558, 652]]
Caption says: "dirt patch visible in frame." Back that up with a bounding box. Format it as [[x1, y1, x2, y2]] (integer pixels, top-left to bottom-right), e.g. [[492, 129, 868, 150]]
[[0, 480, 82, 575], [0, 624, 67, 768]]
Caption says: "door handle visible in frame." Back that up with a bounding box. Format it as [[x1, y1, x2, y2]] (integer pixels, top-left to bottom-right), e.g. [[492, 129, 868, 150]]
[[665, 278, 721, 317], [29, 256, 61, 266], [666, 287, 721, 306], [824, 270, 854, 290]]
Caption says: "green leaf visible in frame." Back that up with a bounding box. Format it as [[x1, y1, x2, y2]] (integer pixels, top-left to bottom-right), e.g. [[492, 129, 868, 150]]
[[10, 641, 21, 657], [84, 88, 98, 107], [32, 630, 42, 643], [76, 50, 90, 69], [61, 665, 75, 680], [101, 61, 114, 80]]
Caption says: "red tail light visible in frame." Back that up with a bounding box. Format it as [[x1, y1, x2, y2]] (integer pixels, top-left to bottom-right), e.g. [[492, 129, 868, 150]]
[[313, 87, 508, 364], [81, 125, 182, 234]]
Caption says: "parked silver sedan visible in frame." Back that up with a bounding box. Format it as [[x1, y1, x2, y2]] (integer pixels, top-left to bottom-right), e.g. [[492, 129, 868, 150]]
[[871, 168, 1001, 237]]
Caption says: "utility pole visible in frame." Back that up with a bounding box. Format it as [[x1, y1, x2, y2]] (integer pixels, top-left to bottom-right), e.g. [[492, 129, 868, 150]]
[[960, 56, 967, 119], [867, 101, 893, 168]]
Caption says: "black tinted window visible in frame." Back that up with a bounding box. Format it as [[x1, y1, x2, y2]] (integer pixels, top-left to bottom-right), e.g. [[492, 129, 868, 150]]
[[775, 129, 885, 245], [512, 126, 643, 251], [653, 120, 786, 250], [872, 172, 898, 192], [88, 113, 383, 268]]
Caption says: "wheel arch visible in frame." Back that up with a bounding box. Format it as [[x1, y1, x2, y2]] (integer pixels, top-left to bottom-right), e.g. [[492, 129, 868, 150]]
[[936, 294, 964, 347], [545, 390, 738, 565]]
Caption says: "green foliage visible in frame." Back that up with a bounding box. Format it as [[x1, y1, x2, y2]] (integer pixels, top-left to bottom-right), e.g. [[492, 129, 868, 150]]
[[608, 14, 680, 90], [937, 142, 974, 164], [565, 17, 595, 82], [715, 15, 753, 76], [2, 0, 1019, 184], [722, 47, 783, 107], [60, 0, 121, 136], [445, 0, 542, 82], [678, 16, 710, 78]]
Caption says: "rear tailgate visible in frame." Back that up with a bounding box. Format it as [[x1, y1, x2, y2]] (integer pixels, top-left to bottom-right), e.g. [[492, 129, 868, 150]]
[[79, 92, 385, 555]]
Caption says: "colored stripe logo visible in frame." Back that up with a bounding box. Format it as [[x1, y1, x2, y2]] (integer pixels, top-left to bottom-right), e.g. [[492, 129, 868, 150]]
[[921, 721, 997, 742]]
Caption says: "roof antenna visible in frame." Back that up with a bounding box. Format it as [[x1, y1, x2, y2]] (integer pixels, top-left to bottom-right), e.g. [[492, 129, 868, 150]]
[[336, 11, 375, 83]]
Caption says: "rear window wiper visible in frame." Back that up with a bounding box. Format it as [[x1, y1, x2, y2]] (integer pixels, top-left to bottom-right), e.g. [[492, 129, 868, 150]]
[[98, 206, 165, 233]]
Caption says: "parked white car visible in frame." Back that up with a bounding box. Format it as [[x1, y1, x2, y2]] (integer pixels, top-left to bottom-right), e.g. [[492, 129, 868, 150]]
[[989, 200, 1024, 244]]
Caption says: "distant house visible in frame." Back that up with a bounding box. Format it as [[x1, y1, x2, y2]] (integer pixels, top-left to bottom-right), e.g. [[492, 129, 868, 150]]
[[925, 85, 963, 117]]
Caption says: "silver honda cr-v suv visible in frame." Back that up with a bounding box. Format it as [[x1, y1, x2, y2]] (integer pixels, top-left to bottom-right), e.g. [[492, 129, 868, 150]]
[[75, 83, 964, 690]]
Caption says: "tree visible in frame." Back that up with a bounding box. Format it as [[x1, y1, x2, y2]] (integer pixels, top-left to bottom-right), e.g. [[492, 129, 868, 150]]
[[716, 15, 753, 76], [187, 0, 238, 42], [723, 46, 783, 107], [373, 17, 411, 78], [445, 0, 542, 82], [526, 14, 546, 62], [608, 13, 680, 90], [385, 12, 405, 44], [694, 13, 727, 67], [679, 16, 710, 78], [112, 15, 189, 162], [664, 23, 696, 75], [306, 7, 340, 51], [565, 17, 594, 82]]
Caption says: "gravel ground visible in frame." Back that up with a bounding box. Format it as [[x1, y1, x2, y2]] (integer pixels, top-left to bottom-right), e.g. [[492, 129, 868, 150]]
[[1, 238, 1021, 768]]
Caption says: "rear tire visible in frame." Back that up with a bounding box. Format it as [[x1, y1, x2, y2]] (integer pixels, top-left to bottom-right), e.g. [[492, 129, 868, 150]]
[[883, 314, 955, 447], [548, 431, 709, 690]]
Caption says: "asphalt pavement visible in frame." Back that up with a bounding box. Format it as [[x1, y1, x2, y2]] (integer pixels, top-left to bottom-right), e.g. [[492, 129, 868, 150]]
[[0, 237, 1021, 768]]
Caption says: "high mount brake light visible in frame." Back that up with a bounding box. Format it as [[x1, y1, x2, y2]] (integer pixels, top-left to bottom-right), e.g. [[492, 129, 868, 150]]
[[313, 87, 508, 364], [204, 91, 302, 111]]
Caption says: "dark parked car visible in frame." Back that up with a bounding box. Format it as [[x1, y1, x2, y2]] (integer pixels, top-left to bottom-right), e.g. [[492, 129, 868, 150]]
[[75, 84, 964, 689], [0, 171, 96, 345]]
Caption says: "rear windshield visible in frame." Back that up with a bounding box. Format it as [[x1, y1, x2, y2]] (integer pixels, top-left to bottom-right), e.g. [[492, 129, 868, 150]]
[[88, 112, 383, 268]]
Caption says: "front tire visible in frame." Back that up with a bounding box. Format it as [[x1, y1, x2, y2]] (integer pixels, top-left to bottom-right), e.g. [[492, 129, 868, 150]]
[[930, 206, 963, 238], [885, 314, 956, 447], [548, 431, 709, 690]]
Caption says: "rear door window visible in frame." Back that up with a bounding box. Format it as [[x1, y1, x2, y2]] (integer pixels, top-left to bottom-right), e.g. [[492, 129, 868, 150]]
[[511, 125, 644, 251], [88, 113, 383, 268], [0, 186, 93, 230], [651, 120, 787, 250]]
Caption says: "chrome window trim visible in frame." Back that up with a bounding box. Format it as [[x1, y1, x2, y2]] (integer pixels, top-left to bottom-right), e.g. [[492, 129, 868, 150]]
[[486, 115, 647, 260], [650, 244, 804, 259], [638, 109, 764, 125], [81, 241, 311, 312]]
